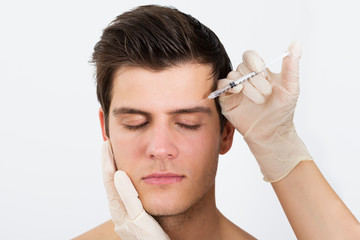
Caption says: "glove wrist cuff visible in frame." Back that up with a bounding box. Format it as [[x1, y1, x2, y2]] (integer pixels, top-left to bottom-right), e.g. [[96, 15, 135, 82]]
[[244, 127, 313, 182]]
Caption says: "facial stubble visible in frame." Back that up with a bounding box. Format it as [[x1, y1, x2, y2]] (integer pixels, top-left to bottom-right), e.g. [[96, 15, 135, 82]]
[[146, 157, 219, 228]]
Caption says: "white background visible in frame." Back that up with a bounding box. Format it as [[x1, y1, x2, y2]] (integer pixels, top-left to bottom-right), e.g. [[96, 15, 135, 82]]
[[1, 0, 359, 239]]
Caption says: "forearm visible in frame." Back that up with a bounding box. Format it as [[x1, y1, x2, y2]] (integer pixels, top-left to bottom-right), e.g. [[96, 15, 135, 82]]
[[272, 160, 360, 239]]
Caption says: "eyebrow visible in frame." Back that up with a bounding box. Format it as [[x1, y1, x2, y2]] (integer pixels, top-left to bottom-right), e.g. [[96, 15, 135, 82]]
[[168, 106, 213, 115], [112, 107, 151, 118], [112, 106, 212, 117]]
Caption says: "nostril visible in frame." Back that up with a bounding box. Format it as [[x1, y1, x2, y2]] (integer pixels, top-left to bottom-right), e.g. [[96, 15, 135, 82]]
[[147, 148, 177, 160]]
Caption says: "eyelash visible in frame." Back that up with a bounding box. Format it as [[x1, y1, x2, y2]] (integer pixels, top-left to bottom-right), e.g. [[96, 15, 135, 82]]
[[124, 122, 149, 131], [124, 123, 200, 131], [177, 123, 201, 131]]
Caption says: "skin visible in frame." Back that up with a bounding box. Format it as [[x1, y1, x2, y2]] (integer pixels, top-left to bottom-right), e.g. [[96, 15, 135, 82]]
[[93, 63, 255, 239], [272, 161, 360, 239]]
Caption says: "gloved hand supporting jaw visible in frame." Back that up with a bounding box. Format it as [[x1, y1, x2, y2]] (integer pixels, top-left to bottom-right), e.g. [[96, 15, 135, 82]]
[[102, 140, 170, 240], [218, 41, 313, 182]]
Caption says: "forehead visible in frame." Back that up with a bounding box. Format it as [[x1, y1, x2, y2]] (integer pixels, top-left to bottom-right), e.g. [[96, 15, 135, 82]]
[[111, 63, 215, 110]]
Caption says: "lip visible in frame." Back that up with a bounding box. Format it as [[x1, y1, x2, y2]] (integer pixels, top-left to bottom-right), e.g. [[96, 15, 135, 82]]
[[142, 172, 185, 185]]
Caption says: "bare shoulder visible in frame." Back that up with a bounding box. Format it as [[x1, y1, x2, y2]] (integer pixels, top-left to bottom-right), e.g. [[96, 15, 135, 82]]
[[72, 220, 121, 240]]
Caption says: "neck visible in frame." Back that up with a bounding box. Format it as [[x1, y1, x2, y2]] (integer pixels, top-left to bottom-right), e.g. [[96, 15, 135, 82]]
[[154, 185, 222, 240]]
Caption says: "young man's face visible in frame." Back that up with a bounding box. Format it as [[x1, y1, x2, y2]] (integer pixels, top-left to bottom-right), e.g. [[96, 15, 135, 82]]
[[100, 63, 234, 216]]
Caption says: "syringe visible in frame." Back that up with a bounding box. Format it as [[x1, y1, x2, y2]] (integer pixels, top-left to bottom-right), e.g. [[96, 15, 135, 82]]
[[207, 50, 290, 99]]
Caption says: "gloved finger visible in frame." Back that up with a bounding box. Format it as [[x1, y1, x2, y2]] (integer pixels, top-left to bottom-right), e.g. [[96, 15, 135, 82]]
[[236, 63, 272, 96], [242, 80, 265, 104], [250, 74, 272, 96], [219, 88, 244, 112], [281, 41, 301, 93], [235, 63, 265, 104], [235, 62, 250, 74], [114, 170, 144, 220], [217, 77, 243, 94], [242, 50, 266, 72], [102, 141, 127, 222], [226, 71, 245, 93], [227, 70, 241, 81]]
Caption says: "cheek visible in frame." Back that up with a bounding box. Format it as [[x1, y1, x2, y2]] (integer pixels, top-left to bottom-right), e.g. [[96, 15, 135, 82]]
[[109, 128, 144, 173], [179, 128, 221, 173], [186, 132, 219, 156]]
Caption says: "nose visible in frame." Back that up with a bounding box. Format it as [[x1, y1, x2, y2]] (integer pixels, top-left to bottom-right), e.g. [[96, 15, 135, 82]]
[[145, 124, 178, 161]]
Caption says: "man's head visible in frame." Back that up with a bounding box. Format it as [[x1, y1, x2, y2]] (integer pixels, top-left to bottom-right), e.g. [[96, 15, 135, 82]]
[[92, 5, 234, 216], [92, 5, 232, 136]]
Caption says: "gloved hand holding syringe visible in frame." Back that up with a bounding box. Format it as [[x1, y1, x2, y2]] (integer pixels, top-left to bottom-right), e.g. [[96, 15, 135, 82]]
[[217, 41, 313, 182], [208, 50, 290, 99]]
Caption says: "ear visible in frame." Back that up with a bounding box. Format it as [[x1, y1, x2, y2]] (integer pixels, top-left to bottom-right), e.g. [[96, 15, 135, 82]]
[[99, 108, 109, 141], [219, 120, 235, 155]]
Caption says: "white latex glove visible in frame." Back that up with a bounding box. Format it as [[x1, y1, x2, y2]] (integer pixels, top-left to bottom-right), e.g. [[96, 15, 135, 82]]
[[218, 41, 313, 182], [102, 140, 170, 240]]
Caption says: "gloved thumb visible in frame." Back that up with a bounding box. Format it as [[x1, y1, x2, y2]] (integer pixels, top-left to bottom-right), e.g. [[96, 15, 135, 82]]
[[281, 41, 302, 93], [102, 140, 118, 197], [114, 170, 144, 220]]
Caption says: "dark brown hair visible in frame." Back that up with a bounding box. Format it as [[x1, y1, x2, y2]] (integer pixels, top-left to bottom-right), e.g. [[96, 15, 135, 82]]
[[92, 5, 232, 136]]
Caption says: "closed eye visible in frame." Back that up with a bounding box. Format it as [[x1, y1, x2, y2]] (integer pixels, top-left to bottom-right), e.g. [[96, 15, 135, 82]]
[[124, 122, 149, 131], [177, 123, 201, 131]]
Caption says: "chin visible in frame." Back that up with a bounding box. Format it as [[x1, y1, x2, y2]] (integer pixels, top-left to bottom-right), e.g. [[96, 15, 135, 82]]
[[144, 203, 189, 217], [141, 189, 190, 217]]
